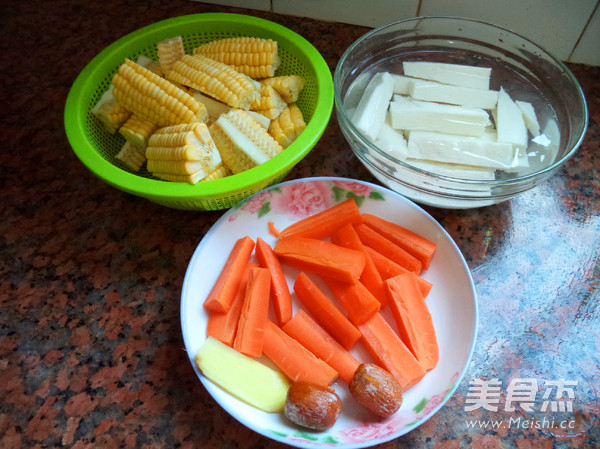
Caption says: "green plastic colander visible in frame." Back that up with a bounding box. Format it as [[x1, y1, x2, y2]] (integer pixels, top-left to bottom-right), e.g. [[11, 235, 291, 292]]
[[64, 13, 334, 211]]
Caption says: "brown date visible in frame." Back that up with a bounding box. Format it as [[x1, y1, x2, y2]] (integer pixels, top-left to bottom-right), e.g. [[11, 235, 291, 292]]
[[349, 362, 403, 417], [284, 382, 342, 431]]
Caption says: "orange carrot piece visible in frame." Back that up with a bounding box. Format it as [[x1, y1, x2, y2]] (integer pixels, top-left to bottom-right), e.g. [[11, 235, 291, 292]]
[[204, 236, 256, 313], [385, 272, 439, 371], [274, 236, 366, 282], [262, 320, 338, 387], [331, 223, 388, 306], [268, 221, 280, 238], [358, 313, 426, 391], [293, 272, 361, 350], [322, 277, 380, 326], [355, 224, 422, 275], [255, 237, 292, 325], [233, 267, 271, 357], [278, 198, 363, 240], [206, 262, 258, 346], [363, 213, 437, 270], [366, 246, 433, 298], [282, 309, 361, 383]]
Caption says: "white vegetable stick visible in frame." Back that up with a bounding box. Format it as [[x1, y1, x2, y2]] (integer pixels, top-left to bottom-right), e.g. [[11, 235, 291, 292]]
[[516, 100, 541, 137], [389, 95, 490, 137], [403, 61, 491, 90], [406, 158, 496, 180], [352, 72, 395, 140], [407, 130, 518, 169], [409, 78, 499, 109], [496, 88, 528, 149], [375, 119, 409, 160], [344, 72, 371, 111], [390, 74, 413, 95]]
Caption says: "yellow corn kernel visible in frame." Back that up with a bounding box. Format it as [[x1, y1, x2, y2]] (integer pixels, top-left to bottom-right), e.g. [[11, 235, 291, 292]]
[[166, 54, 259, 109], [250, 84, 287, 120], [261, 75, 305, 103], [193, 37, 280, 79], [157, 36, 185, 75], [115, 141, 146, 171], [92, 88, 132, 133], [268, 103, 306, 148], [119, 115, 158, 149], [112, 58, 207, 127], [209, 109, 282, 174]]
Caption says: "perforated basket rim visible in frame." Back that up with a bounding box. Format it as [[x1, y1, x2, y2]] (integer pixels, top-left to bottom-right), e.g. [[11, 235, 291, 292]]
[[64, 13, 333, 204]]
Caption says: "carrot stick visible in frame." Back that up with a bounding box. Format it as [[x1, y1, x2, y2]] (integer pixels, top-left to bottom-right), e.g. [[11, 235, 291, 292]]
[[203, 236, 256, 313], [365, 246, 433, 298], [278, 198, 363, 240], [358, 313, 426, 391], [274, 236, 366, 282], [206, 262, 258, 346], [255, 237, 292, 325], [385, 272, 439, 371], [363, 213, 437, 270], [232, 267, 271, 357], [282, 309, 361, 383], [331, 223, 388, 306], [262, 320, 338, 387], [355, 224, 422, 275], [322, 277, 380, 326], [293, 272, 361, 350]]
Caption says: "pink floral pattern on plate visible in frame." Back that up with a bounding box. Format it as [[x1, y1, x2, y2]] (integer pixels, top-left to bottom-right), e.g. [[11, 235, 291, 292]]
[[228, 178, 385, 223]]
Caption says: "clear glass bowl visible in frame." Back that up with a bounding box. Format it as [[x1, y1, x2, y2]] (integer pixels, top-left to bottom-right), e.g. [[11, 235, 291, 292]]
[[334, 17, 588, 208]]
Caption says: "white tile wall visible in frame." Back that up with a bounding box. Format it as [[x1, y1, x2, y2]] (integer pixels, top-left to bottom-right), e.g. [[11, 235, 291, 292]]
[[570, 4, 600, 66], [272, 0, 419, 28], [190, 0, 600, 66], [419, 0, 597, 62]]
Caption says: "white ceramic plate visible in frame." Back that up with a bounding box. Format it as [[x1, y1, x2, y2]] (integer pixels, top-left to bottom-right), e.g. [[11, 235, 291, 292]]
[[181, 177, 477, 448]]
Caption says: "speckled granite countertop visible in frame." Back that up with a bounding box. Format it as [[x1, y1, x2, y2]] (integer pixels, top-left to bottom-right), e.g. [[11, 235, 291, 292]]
[[1, 1, 598, 448]]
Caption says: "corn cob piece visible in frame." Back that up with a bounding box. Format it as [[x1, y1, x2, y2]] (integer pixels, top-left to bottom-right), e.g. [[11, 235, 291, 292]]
[[92, 87, 132, 134], [202, 162, 231, 180], [157, 36, 185, 75], [146, 122, 222, 184], [261, 75, 305, 103], [193, 37, 280, 79], [115, 141, 146, 171], [192, 91, 231, 123], [268, 103, 306, 148], [209, 109, 283, 174], [119, 115, 158, 149], [246, 110, 270, 130], [136, 55, 164, 76], [165, 54, 259, 110], [151, 162, 230, 184], [112, 58, 207, 127], [250, 84, 287, 120]]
